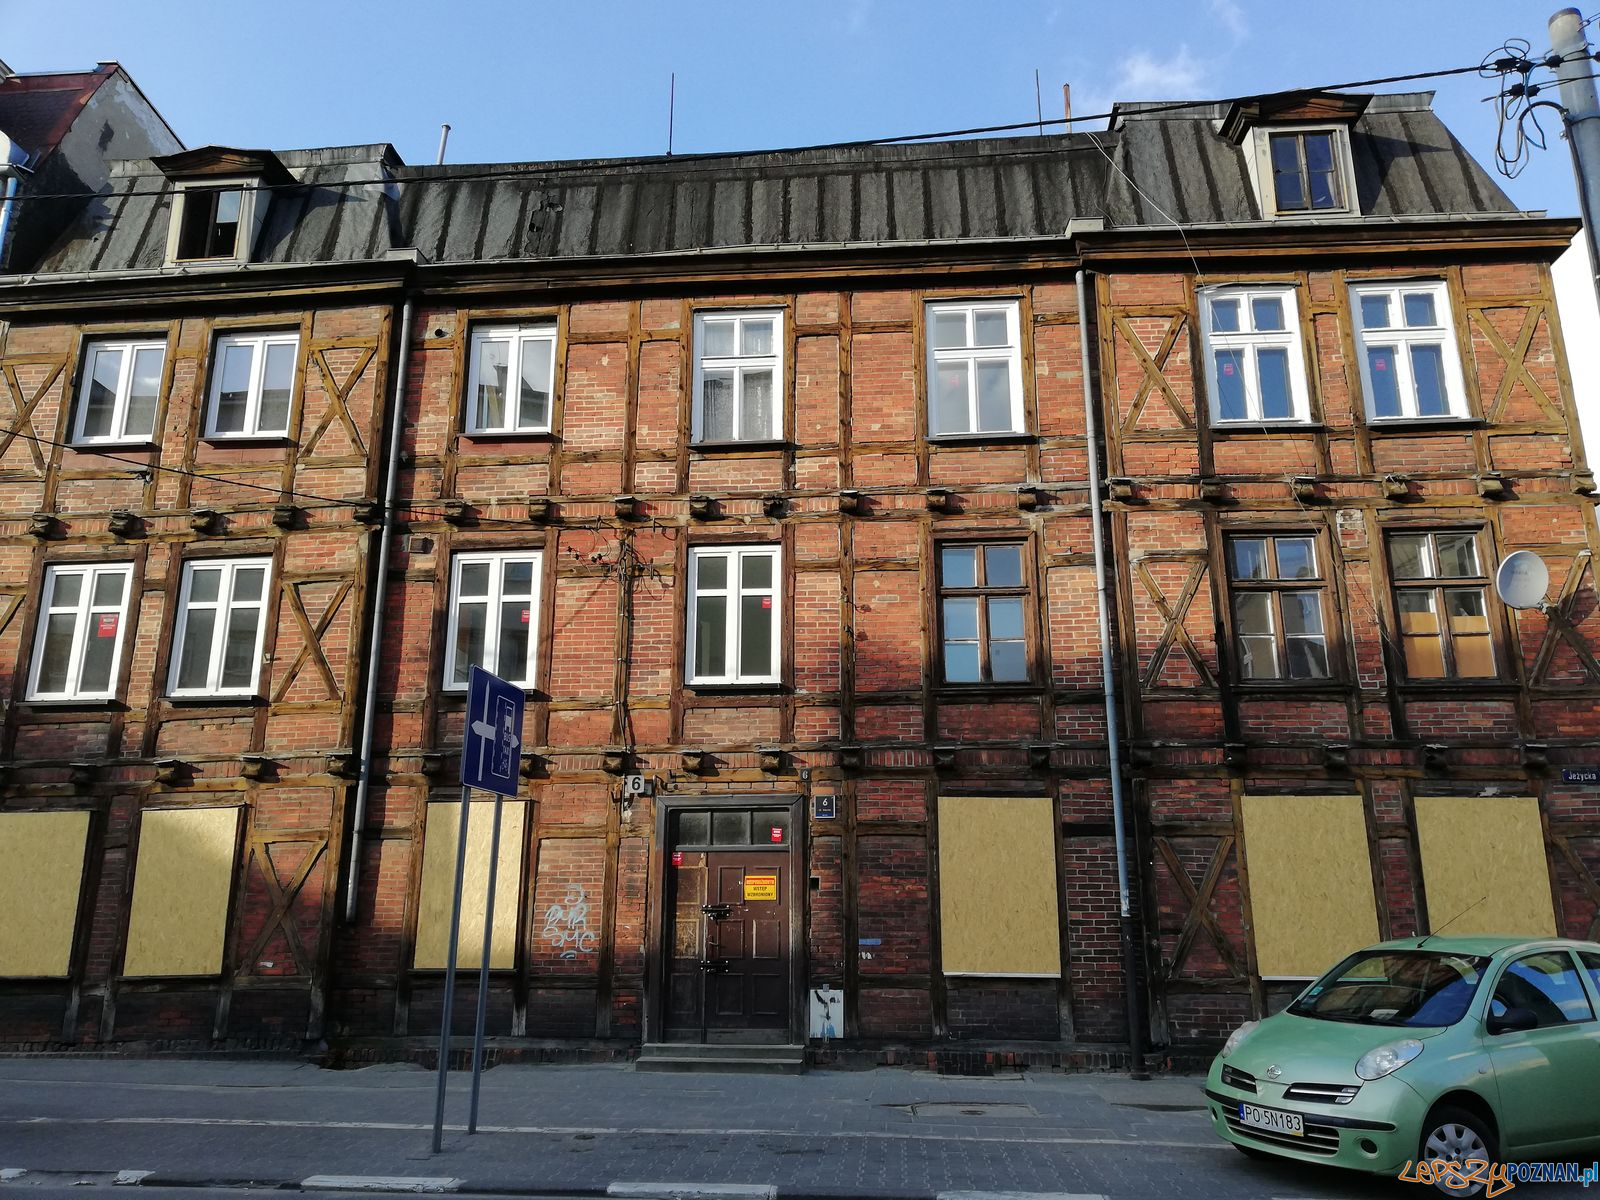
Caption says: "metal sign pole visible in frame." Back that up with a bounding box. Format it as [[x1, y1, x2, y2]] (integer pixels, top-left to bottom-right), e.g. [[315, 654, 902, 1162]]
[[430, 784, 474, 1153], [466, 793, 505, 1134]]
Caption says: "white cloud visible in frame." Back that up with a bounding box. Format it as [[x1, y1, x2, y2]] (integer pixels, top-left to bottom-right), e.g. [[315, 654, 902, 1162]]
[[1113, 46, 1209, 99], [1208, 0, 1248, 41]]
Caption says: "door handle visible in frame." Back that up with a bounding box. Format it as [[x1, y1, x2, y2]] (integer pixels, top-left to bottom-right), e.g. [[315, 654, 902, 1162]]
[[701, 904, 733, 920]]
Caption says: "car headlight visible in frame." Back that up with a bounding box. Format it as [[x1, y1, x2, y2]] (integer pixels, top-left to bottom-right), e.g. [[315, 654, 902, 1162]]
[[1355, 1038, 1423, 1080], [1221, 1020, 1258, 1058]]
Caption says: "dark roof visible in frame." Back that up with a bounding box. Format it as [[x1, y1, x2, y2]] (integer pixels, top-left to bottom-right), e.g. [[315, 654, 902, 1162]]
[[0, 65, 114, 162], [26, 91, 1524, 276]]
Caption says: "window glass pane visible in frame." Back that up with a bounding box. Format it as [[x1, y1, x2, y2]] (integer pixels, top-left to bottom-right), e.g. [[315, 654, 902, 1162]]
[[459, 561, 491, 596], [1213, 349, 1247, 420], [740, 552, 773, 590], [1360, 294, 1392, 329], [497, 600, 531, 681], [1304, 135, 1338, 208], [941, 547, 977, 589], [126, 347, 163, 438], [92, 571, 127, 607], [739, 593, 774, 677], [176, 607, 217, 690], [1304, 133, 1334, 174], [943, 641, 981, 683], [214, 343, 254, 433], [80, 615, 117, 693], [186, 567, 221, 604], [942, 597, 979, 642], [1398, 591, 1444, 678], [502, 559, 534, 593], [1579, 952, 1600, 999], [740, 368, 774, 439], [984, 544, 1023, 587], [1453, 634, 1496, 678], [258, 342, 295, 433], [675, 811, 710, 847], [1389, 534, 1430, 580], [1237, 634, 1278, 680], [757, 810, 790, 844], [932, 311, 968, 349], [219, 607, 260, 688], [1250, 296, 1285, 332], [1403, 292, 1438, 328], [83, 348, 123, 438], [518, 338, 552, 429], [1286, 637, 1330, 679], [700, 370, 735, 441], [231, 566, 265, 603], [1275, 538, 1316, 579], [696, 554, 728, 590], [1280, 590, 1324, 637], [1445, 588, 1488, 631], [1410, 344, 1449, 417], [990, 640, 1028, 681], [694, 595, 727, 677], [214, 188, 242, 226], [712, 810, 749, 845], [1270, 135, 1305, 210], [1230, 539, 1268, 580], [36, 613, 76, 694], [1234, 592, 1273, 635], [1366, 346, 1401, 417], [1256, 347, 1293, 420], [1308, 168, 1338, 209], [1434, 534, 1479, 578], [701, 320, 736, 357], [975, 360, 1013, 431], [988, 596, 1024, 641], [740, 319, 774, 357], [474, 339, 509, 430], [452, 600, 486, 685], [51, 572, 84, 608], [1497, 953, 1595, 1024], [934, 364, 971, 434], [1209, 298, 1240, 333], [973, 309, 1009, 347]]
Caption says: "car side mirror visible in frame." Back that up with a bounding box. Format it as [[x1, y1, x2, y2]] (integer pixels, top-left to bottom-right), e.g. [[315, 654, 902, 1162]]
[[1487, 1006, 1538, 1035]]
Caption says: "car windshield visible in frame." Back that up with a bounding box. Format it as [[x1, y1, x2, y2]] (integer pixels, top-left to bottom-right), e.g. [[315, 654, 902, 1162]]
[[1288, 950, 1492, 1027]]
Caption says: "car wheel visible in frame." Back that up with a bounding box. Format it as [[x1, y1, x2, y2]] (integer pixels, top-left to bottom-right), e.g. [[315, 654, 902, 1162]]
[[1418, 1105, 1498, 1197]]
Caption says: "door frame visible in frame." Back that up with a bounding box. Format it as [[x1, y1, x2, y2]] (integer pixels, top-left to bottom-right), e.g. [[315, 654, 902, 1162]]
[[645, 792, 806, 1046]]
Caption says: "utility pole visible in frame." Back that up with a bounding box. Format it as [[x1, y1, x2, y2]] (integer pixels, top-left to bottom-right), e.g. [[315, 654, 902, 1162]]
[[1551, 9, 1600, 310]]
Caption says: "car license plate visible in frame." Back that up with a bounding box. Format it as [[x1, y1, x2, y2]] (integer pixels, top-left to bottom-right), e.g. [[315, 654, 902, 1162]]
[[1239, 1103, 1304, 1137]]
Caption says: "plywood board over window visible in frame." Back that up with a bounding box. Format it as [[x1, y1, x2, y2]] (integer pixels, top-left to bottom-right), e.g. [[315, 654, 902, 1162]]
[[414, 800, 527, 970], [1241, 795, 1380, 978], [123, 806, 241, 978], [0, 811, 91, 977], [937, 795, 1060, 977], [1415, 796, 1557, 937]]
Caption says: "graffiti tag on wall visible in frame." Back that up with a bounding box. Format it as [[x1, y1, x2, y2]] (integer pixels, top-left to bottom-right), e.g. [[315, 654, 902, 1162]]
[[542, 883, 598, 958]]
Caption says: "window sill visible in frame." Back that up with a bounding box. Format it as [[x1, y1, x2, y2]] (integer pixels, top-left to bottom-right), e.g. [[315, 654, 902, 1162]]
[[1394, 678, 1516, 692], [1264, 208, 1357, 221], [690, 439, 789, 453], [459, 429, 558, 443], [1230, 679, 1348, 693], [684, 681, 788, 695], [200, 434, 293, 447], [1211, 421, 1324, 433], [67, 439, 160, 453], [935, 682, 1043, 695], [18, 697, 126, 712], [163, 693, 264, 706], [437, 685, 545, 701], [1366, 417, 1482, 432], [927, 432, 1035, 446]]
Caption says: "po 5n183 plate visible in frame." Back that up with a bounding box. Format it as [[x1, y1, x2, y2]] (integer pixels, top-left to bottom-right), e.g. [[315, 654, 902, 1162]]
[[1239, 1103, 1304, 1137]]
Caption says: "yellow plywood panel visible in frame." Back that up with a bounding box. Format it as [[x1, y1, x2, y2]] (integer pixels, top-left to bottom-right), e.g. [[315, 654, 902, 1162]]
[[1241, 795, 1380, 979], [0, 811, 91, 977], [1415, 797, 1556, 937], [123, 806, 240, 978], [937, 795, 1060, 977], [414, 800, 527, 970]]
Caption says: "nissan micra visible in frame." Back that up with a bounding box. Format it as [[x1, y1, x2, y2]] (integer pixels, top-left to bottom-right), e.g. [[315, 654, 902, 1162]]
[[1206, 936, 1600, 1194]]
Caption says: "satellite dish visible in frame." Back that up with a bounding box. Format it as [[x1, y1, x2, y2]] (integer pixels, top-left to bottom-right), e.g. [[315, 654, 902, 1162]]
[[1495, 550, 1550, 610]]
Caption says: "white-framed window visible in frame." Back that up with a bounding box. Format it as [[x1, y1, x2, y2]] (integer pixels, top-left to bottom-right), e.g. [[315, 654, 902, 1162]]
[[27, 563, 134, 701], [1350, 282, 1468, 421], [444, 551, 542, 690], [173, 184, 246, 261], [1248, 127, 1357, 219], [465, 324, 557, 434], [925, 299, 1024, 436], [1199, 286, 1311, 423], [686, 545, 780, 685], [204, 331, 299, 438], [692, 309, 782, 443], [72, 338, 165, 445], [169, 558, 271, 697]]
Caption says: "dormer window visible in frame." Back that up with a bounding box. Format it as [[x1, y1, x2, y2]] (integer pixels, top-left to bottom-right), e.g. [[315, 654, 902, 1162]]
[[1220, 92, 1368, 222], [175, 185, 244, 260], [153, 146, 292, 268], [1268, 132, 1342, 213]]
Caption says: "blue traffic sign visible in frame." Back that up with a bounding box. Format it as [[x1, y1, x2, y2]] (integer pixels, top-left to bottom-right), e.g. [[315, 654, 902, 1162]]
[[461, 665, 525, 796]]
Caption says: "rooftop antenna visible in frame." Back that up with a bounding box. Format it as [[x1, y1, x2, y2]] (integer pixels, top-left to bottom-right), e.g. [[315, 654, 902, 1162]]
[[1063, 83, 1072, 133], [1416, 895, 1489, 948], [667, 73, 676, 156], [436, 123, 451, 166], [1035, 69, 1044, 136]]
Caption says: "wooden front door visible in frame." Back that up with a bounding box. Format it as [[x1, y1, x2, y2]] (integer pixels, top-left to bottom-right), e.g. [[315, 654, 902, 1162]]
[[663, 807, 793, 1043]]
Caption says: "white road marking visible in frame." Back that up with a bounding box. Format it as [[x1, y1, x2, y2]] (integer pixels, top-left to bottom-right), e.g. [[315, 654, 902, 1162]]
[[300, 1177, 462, 1194], [7, 1114, 1226, 1152], [112, 1170, 152, 1185], [607, 1185, 777, 1200], [0, 1168, 26, 1181], [940, 1193, 1105, 1200]]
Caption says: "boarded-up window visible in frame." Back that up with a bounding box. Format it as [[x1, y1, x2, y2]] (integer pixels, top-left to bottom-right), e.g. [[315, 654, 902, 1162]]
[[1415, 797, 1556, 937], [937, 795, 1060, 977], [0, 811, 91, 977], [414, 800, 527, 970], [1241, 795, 1379, 978], [123, 806, 241, 977]]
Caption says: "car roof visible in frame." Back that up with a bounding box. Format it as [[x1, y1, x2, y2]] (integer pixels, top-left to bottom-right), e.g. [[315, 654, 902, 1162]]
[[1372, 935, 1600, 957]]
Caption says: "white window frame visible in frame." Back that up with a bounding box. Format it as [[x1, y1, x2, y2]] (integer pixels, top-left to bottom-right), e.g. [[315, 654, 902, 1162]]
[[26, 563, 135, 701], [1247, 126, 1358, 220], [925, 299, 1025, 437], [203, 331, 300, 439], [71, 338, 166, 445], [686, 545, 781, 686], [164, 177, 262, 266], [443, 550, 543, 691], [691, 309, 784, 444], [1349, 281, 1470, 422], [464, 323, 558, 435], [167, 558, 271, 698], [1198, 285, 1312, 425]]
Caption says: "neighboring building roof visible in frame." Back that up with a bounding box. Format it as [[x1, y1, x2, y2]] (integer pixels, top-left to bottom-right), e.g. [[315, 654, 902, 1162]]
[[26, 91, 1526, 276], [0, 64, 115, 162]]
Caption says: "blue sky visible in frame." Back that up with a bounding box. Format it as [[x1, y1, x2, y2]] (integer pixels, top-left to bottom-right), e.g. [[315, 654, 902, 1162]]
[[0, 0, 1583, 217]]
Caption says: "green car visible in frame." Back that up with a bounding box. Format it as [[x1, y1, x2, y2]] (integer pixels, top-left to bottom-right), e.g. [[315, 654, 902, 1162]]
[[1206, 936, 1600, 1194]]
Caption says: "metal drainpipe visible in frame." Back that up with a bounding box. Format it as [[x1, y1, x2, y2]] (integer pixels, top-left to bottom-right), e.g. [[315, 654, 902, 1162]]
[[343, 293, 414, 923], [1076, 268, 1146, 1076]]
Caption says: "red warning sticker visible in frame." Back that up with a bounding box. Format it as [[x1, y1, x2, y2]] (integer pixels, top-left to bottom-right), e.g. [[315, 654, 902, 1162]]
[[672, 851, 683, 867], [96, 613, 119, 638]]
